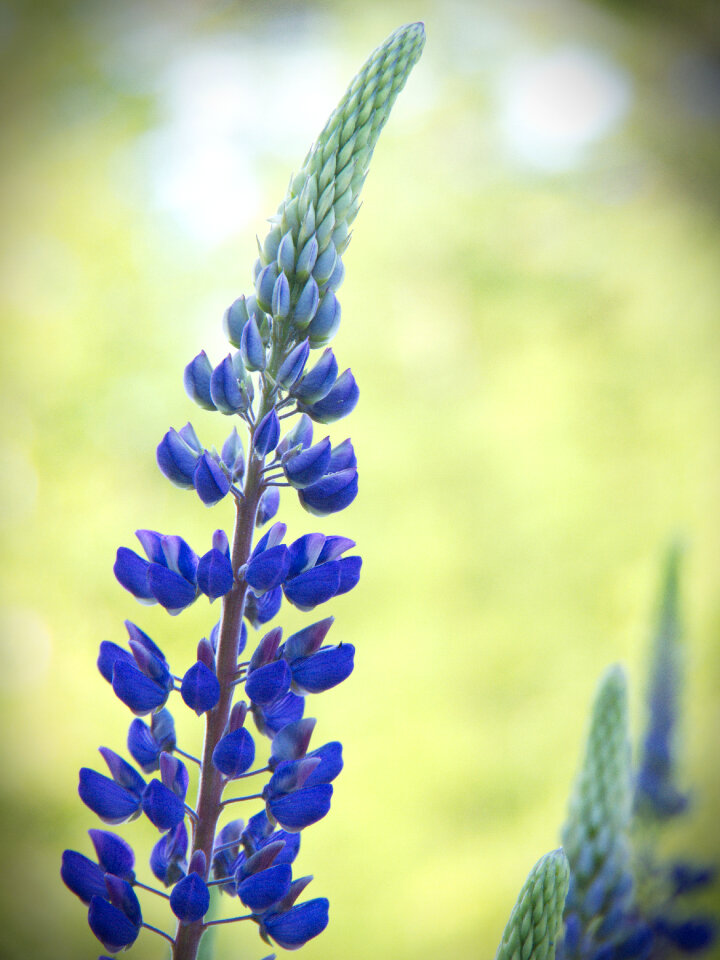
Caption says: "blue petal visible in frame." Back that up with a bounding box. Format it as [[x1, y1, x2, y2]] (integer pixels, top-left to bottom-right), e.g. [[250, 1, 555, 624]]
[[210, 355, 245, 414], [194, 453, 231, 506], [112, 661, 168, 715], [142, 779, 186, 831], [300, 369, 357, 423], [78, 769, 141, 824], [147, 564, 197, 614], [283, 618, 334, 663], [263, 897, 329, 949], [335, 556, 362, 596], [253, 691, 305, 738], [113, 548, 153, 602], [245, 587, 283, 629], [307, 288, 341, 346], [277, 340, 310, 390], [298, 468, 358, 517], [246, 545, 291, 594], [283, 439, 332, 489], [327, 438, 356, 473], [291, 645, 355, 695], [303, 742, 343, 787], [246, 660, 292, 707], [212, 727, 256, 778], [197, 548, 234, 601], [97, 641, 134, 684], [257, 486, 281, 527], [283, 562, 341, 612], [150, 822, 188, 887], [254, 409, 281, 457], [98, 748, 146, 796], [61, 850, 106, 904], [286, 533, 325, 579], [241, 314, 267, 371], [316, 536, 355, 565], [292, 348, 338, 404], [181, 661, 221, 715], [238, 863, 292, 912], [89, 830, 135, 880], [156, 428, 198, 488], [159, 535, 198, 582], [184, 350, 217, 411], [267, 784, 333, 831], [88, 896, 140, 953], [169, 872, 210, 923]]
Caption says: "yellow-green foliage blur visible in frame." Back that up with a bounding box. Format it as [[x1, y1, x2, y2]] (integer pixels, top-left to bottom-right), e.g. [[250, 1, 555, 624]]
[[1, 1, 718, 959]]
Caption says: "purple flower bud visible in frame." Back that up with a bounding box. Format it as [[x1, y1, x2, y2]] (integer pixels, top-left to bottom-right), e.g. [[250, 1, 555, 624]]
[[209, 354, 245, 414], [141, 779, 185, 831], [307, 290, 341, 347], [292, 349, 338, 405], [283, 619, 334, 663], [194, 452, 230, 507], [156, 428, 199, 488], [257, 486, 281, 527], [184, 350, 217, 411], [293, 276, 320, 328], [328, 253, 345, 290], [312, 242, 337, 285], [212, 726, 256, 778], [277, 232, 295, 276], [245, 587, 283, 630], [239, 863, 293, 912], [246, 660, 292, 707], [160, 753, 189, 799], [61, 850, 106, 904], [262, 897, 329, 949], [170, 872, 210, 923], [229, 700, 248, 731], [283, 562, 342, 612], [221, 427, 245, 481], [88, 893, 141, 953], [197, 548, 234, 601], [127, 718, 162, 771], [277, 340, 310, 391], [327, 438, 356, 473], [249, 627, 283, 671], [296, 236, 318, 280], [291, 645, 355, 695], [78, 769, 142, 825], [223, 295, 250, 347], [246, 545, 290, 594], [151, 822, 188, 887], [299, 369, 358, 424], [255, 262, 279, 315], [298, 468, 358, 517], [254, 409, 281, 457], [242, 315, 267, 371], [270, 718, 317, 767], [283, 438, 332, 489], [272, 272, 291, 319], [89, 830, 135, 880], [181, 661, 220, 715]]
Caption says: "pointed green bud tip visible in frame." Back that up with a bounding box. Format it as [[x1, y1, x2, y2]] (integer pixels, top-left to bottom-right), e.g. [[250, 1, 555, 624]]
[[495, 850, 570, 960]]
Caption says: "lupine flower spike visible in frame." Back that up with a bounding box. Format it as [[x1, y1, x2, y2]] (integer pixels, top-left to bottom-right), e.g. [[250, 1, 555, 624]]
[[558, 666, 635, 960], [63, 22, 425, 960], [495, 849, 570, 960]]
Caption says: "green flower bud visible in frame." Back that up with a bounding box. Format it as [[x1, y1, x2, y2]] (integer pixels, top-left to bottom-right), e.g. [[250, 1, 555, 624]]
[[495, 850, 570, 960]]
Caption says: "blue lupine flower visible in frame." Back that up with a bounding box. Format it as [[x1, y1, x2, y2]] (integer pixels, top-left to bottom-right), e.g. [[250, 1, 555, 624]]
[[67, 23, 425, 958], [184, 350, 216, 411], [170, 872, 210, 923], [261, 897, 329, 950], [151, 821, 188, 887], [193, 452, 231, 506], [180, 661, 220, 715], [156, 427, 200, 488], [88, 878, 142, 953], [298, 368, 359, 423]]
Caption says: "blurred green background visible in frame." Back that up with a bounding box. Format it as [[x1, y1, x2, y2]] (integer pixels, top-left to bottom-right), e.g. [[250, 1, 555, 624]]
[[1, 1, 718, 958]]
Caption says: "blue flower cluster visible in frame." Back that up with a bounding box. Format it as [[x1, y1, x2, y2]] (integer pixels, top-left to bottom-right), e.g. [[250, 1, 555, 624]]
[[62, 22, 425, 958]]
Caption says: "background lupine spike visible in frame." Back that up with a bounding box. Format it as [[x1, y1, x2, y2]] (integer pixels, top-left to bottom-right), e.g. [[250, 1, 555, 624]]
[[634, 541, 688, 821], [560, 665, 634, 959], [255, 22, 426, 338], [495, 849, 570, 960]]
